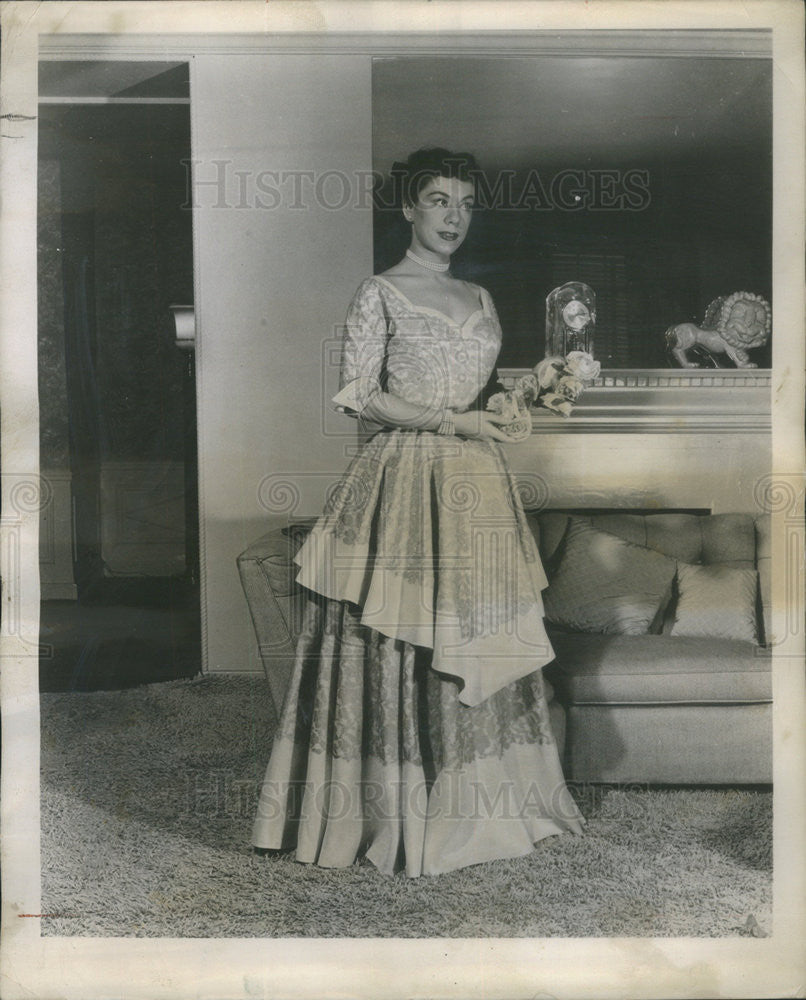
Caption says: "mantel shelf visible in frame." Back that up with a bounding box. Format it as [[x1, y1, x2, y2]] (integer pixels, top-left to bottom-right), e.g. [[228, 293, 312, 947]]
[[496, 368, 772, 434]]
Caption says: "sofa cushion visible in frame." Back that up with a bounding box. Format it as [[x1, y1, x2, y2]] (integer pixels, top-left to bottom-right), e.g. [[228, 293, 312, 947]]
[[671, 563, 759, 643], [533, 511, 759, 568], [532, 512, 570, 568], [543, 518, 677, 635], [701, 513, 756, 566], [546, 632, 771, 705], [643, 514, 704, 563], [585, 513, 647, 548]]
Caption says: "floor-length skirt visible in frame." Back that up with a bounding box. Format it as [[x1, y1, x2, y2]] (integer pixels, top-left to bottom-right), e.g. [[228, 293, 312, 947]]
[[252, 429, 584, 876]]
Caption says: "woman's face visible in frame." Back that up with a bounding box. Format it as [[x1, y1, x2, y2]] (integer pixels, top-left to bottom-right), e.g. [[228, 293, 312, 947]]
[[403, 175, 475, 261]]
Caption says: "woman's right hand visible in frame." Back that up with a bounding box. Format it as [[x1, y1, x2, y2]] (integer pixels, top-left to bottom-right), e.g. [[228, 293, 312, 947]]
[[453, 410, 516, 442]]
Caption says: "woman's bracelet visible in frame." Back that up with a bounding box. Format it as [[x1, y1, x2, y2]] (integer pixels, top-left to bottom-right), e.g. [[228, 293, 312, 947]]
[[436, 409, 455, 436]]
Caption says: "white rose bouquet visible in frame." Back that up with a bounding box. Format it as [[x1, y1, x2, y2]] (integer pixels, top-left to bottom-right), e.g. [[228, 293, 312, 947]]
[[486, 351, 601, 439]]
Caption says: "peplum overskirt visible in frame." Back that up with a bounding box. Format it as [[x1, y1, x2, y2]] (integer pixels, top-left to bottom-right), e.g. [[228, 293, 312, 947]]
[[295, 428, 555, 706]]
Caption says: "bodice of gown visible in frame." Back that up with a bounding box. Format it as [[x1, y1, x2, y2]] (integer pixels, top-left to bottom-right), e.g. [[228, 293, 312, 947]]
[[332, 275, 502, 415]]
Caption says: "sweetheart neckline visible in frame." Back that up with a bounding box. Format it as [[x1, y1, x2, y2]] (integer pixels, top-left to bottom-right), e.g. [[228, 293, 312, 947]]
[[371, 275, 487, 330]]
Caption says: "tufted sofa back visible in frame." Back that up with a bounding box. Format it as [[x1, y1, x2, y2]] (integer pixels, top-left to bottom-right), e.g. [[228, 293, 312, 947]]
[[531, 511, 771, 645]]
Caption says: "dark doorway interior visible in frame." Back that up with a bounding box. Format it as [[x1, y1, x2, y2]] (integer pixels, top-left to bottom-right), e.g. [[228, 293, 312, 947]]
[[38, 69, 199, 691]]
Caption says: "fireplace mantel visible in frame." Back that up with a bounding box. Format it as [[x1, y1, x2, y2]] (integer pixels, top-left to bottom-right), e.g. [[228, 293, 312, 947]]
[[496, 368, 772, 434]]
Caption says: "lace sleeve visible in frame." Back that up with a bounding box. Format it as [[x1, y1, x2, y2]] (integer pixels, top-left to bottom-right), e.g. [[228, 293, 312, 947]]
[[332, 278, 389, 415]]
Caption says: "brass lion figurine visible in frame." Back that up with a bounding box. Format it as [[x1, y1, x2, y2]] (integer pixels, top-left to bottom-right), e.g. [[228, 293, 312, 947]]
[[666, 291, 771, 368]]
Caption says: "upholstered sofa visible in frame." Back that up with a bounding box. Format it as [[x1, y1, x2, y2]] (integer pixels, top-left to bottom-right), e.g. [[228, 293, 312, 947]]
[[237, 510, 772, 786], [536, 511, 771, 785]]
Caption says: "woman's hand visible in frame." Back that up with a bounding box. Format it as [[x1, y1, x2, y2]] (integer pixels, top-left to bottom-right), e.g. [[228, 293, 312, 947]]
[[454, 410, 518, 442]]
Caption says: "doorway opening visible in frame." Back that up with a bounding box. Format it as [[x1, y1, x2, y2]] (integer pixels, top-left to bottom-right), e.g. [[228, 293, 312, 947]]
[[38, 60, 199, 691]]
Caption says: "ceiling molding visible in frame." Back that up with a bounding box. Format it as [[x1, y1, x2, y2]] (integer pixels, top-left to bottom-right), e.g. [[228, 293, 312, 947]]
[[38, 29, 773, 60]]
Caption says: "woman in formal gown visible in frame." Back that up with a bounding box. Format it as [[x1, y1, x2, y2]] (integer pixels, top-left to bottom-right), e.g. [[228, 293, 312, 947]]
[[252, 147, 584, 877]]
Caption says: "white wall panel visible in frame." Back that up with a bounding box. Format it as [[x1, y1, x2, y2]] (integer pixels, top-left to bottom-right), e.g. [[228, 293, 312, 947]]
[[192, 53, 372, 672]]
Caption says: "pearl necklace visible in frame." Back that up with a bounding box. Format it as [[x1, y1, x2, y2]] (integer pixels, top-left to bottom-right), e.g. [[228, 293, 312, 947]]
[[406, 248, 450, 273]]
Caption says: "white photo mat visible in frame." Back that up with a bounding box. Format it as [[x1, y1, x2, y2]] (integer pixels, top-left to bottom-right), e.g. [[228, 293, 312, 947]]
[[1, 1, 804, 998]]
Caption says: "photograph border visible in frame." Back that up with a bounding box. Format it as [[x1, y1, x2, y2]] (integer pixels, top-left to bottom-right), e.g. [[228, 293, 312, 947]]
[[1, 2, 804, 998]]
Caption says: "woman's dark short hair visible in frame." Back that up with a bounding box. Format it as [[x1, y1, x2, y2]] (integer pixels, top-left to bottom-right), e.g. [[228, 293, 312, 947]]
[[393, 147, 479, 208]]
